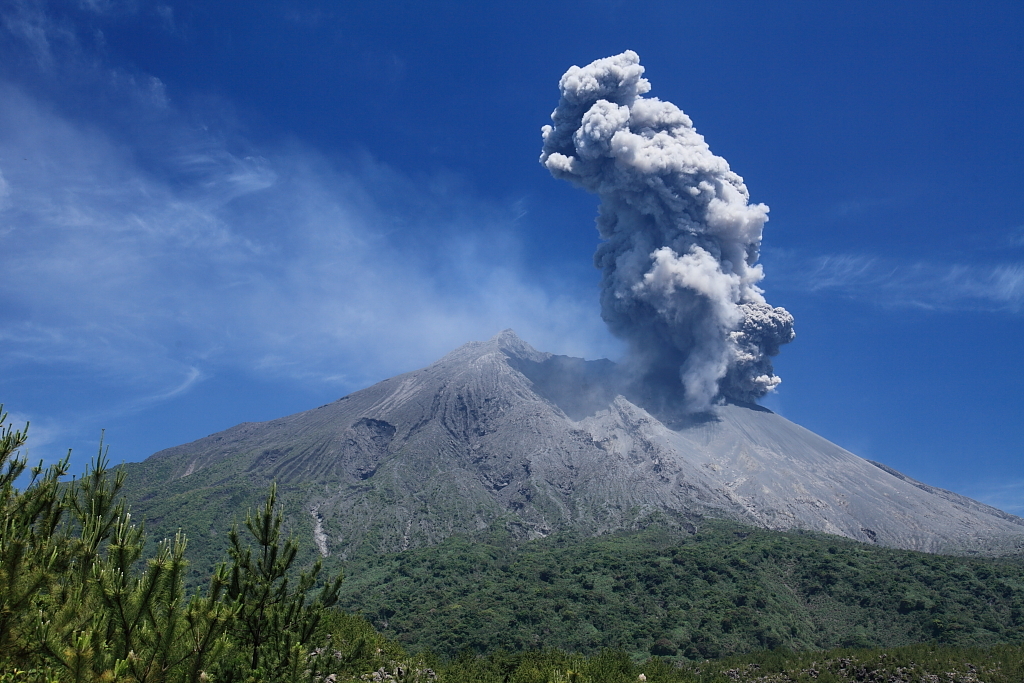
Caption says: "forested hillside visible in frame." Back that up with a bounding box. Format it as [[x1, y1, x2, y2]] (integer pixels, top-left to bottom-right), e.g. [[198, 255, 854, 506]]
[[337, 521, 1024, 660]]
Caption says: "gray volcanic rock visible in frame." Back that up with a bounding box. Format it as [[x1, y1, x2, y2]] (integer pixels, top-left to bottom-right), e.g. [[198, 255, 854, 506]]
[[125, 330, 1024, 558]]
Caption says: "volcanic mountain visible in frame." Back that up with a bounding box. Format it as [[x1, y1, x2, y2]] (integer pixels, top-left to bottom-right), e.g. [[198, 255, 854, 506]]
[[122, 330, 1024, 562]]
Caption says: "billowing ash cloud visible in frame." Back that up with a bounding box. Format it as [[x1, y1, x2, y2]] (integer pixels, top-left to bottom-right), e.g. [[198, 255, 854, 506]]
[[541, 51, 794, 410]]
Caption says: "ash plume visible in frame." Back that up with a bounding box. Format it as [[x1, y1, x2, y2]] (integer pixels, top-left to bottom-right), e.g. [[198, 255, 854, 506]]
[[541, 51, 794, 411]]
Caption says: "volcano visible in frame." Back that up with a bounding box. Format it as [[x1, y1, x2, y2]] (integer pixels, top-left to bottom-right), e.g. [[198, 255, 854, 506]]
[[123, 331, 1024, 560]]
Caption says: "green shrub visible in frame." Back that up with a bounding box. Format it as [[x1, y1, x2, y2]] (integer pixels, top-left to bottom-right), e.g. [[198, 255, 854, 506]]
[[0, 406, 346, 683]]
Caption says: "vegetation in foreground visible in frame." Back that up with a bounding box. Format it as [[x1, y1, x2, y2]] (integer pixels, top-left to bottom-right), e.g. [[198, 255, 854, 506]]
[[0, 406, 406, 683], [338, 521, 1024, 660], [3, 404, 1024, 682]]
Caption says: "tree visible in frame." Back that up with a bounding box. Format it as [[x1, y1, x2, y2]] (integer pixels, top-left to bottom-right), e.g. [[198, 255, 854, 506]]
[[0, 406, 69, 668], [222, 483, 343, 681], [1, 403, 347, 683], [1, 410, 235, 683]]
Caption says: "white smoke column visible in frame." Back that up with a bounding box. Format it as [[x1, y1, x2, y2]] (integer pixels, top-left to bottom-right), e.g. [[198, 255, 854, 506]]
[[541, 51, 794, 410]]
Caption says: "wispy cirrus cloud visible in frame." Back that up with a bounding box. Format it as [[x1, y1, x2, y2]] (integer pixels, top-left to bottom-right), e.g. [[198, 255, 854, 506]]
[[0, 2, 620, 424], [766, 250, 1024, 313], [0, 79, 618, 401]]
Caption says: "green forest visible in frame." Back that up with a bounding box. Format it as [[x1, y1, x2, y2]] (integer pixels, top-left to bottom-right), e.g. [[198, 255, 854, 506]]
[[337, 520, 1024, 659], [3, 406, 1024, 683]]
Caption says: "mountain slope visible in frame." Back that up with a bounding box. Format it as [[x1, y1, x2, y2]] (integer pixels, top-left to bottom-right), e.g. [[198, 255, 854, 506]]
[[336, 522, 1024, 659], [122, 330, 1024, 565]]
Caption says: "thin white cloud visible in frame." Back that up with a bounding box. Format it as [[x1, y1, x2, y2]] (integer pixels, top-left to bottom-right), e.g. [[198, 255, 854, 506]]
[[0, 408, 72, 471], [1, 1, 59, 66], [144, 366, 203, 402], [77, 0, 139, 16], [0, 167, 10, 211], [0, 76, 620, 416], [766, 250, 1024, 313], [942, 263, 1024, 308]]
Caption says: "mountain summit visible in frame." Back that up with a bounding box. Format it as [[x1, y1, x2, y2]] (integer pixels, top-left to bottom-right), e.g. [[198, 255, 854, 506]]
[[124, 331, 1024, 559]]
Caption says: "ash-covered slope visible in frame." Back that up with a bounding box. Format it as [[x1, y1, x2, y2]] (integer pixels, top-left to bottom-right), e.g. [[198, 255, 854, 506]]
[[124, 330, 1024, 558]]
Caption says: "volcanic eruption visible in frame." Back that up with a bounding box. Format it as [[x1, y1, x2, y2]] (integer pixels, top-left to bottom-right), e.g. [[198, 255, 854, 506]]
[[540, 51, 794, 411], [118, 52, 1024, 567]]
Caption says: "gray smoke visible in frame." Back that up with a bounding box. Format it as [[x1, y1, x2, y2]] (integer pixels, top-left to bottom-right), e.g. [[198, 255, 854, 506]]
[[541, 51, 794, 411]]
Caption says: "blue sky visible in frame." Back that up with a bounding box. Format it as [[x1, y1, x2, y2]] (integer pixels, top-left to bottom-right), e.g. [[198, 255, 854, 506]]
[[1, 1, 1022, 513]]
